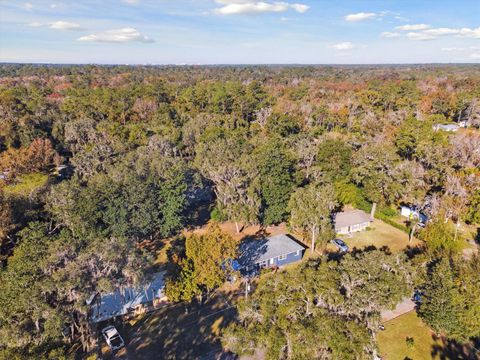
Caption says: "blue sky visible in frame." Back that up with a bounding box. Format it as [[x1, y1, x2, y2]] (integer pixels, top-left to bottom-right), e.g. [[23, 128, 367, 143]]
[[0, 0, 479, 64]]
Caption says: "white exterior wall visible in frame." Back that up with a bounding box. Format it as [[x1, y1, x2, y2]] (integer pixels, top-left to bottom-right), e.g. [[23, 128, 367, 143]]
[[337, 226, 350, 235], [336, 222, 370, 234], [401, 206, 411, 217]]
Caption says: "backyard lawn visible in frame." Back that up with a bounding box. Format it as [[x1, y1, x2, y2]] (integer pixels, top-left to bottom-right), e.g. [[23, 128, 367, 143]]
[[378, 311, 474, 360], [102, 290, 239, 359], [331, 219, 422, 254]]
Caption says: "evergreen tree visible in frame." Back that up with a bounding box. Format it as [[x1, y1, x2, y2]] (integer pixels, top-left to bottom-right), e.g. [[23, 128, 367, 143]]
[[254, 139, 295, 225], [418, 257, 462, 337], [288, 183, 337, 253]]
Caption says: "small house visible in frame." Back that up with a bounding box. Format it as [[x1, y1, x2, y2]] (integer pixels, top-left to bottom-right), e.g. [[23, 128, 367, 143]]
[[237, 234, 305, 272], [433, 124, 459, 132], [334, 209, 373, 235], [90, 271, 167, 323], [400, 205, 427, 223]]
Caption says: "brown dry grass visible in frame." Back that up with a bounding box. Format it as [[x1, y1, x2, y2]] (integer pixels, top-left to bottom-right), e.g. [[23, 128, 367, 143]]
[[328, 219, 423, 254]]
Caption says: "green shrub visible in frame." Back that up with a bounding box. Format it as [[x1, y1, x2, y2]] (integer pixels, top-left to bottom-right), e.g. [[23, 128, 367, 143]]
[[378, 206, 397, 217], [377, 215, 409, 233], [406, 336, 415, 348], [210, 206, 227, 222]]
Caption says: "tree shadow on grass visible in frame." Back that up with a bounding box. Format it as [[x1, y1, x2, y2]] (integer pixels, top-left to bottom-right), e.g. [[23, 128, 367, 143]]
[[241, 227, 270, 242], [351, 245, 393, 256], [121, 292, 239, 360], [404, 245, 425, 260], [325, 245, 396, 263], [187, 203, 214, 230], [325, 249, 346, 262], [430, 334, 479, 360]]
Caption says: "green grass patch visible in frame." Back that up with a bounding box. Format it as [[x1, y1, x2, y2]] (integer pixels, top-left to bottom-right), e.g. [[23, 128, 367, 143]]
[[377, 311, 473, 360], [332, 219, 420, 254], [3, 173, 49, 197], [378, 312, 440, 360]]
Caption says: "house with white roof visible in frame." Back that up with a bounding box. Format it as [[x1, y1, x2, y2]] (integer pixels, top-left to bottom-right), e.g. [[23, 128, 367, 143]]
[[334, 209, 373, 235], [90, 271, 167, 323]]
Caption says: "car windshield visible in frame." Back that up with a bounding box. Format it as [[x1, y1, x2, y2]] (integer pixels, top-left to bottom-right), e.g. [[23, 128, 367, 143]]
[[110, 335, 123, 347], [336, 239, 345, 246]]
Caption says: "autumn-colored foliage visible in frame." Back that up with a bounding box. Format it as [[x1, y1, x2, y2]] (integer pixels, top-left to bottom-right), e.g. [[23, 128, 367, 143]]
[[0, 138, 56, 182]]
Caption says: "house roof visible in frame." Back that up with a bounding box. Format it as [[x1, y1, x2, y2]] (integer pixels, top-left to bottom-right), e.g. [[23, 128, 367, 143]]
[[90, 271, 165, 323], [434, 124, 459, 131], [237, 234, 305, 267], [334, 209, 372, 229]]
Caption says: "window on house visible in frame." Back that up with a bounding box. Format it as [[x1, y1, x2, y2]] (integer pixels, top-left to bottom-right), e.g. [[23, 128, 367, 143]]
[[278, 254, 287, 261], [295, 250, 300, 256]]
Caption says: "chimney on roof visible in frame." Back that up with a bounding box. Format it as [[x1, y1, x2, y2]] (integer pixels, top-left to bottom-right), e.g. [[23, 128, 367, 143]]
[[370, 203, 377, 219]]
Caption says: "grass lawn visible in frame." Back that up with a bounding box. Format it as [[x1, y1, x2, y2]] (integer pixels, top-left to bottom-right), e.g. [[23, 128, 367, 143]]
[[378, 311, 474, 360], [106, 291, 238, 359], [3, 173, 49, 196], [330, 219, 422, 254], [378, 312, 440, 360]]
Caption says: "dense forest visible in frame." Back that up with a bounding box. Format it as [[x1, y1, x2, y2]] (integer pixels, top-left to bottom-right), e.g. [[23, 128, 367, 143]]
[[0, 64, 479, 359]]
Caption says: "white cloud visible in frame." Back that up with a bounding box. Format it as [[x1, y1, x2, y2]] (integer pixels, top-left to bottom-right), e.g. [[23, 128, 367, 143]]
[[77, 28, 154, 43], [214, 1, 309, 15], [49, 21, 84, 31], [380, 32, 400, 38], [456, 27, 480, 38], [406, 32, 436, 41], [22, 2, 33, 11], [441, 47, 462, 52], [394, 15, 410, 22], [28, 21, 84, 31], [28, 22, 44, 27], [395, 24, 430, 31], [332, 42, 355, 50], [383, 22, 480, 42], [471, 53, 480, 60], [423, 27, 460, 36], [407, 27, 480, 40], [122, 0, 140, 4], [290, 3, 309, 13], [392, 26, 480, 41], [344, 12, 377, 22]]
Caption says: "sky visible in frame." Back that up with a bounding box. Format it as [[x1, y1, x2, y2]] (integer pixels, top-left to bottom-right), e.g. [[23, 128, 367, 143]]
[[0, 0, 479, 64]]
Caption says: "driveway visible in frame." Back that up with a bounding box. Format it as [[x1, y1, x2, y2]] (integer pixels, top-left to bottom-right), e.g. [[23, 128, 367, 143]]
[[381, 298, 416, 322]]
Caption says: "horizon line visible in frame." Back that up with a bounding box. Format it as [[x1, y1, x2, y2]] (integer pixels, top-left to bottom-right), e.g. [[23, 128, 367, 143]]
[[1, 61, 480, 67]]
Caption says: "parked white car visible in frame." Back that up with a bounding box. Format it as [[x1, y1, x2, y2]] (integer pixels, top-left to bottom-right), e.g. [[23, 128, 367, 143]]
[[101, 325, 125, 351]]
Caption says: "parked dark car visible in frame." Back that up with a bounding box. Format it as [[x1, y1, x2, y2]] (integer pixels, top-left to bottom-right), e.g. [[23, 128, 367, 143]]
[[331, 238, 349, 252]]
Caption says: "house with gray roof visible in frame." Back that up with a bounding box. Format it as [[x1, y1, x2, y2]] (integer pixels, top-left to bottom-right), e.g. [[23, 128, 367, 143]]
[[90, 271, 167, 323], [237, 234, 305, 272], [334, 209, 373, 235]]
